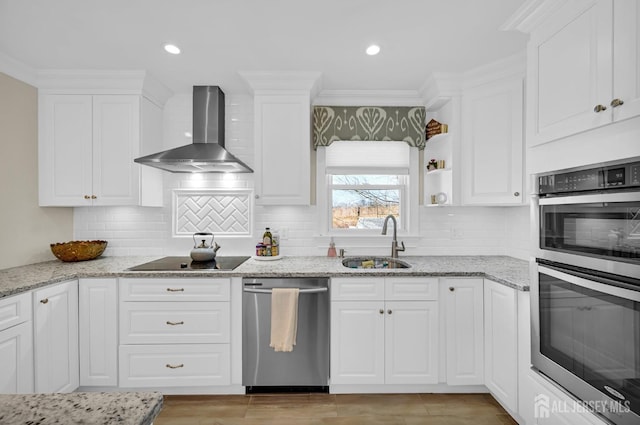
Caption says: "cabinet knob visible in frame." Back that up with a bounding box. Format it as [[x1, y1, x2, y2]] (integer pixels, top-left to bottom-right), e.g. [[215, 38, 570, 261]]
[[449, 287, 455, 292], [166, 320, 184, 326], [514, 192, 520, 197], [84, 195, 91, 200], [166, 288, 184, 292], [594, 104, 607, 113], [91, 195, 97, 199], [610, 98, 624, 108], [40, 298, 49, 304], [165, 363, 184, 369], [387, 309, 393, 315], [379, 309, 384, 315], [255, 194, 260, 199]]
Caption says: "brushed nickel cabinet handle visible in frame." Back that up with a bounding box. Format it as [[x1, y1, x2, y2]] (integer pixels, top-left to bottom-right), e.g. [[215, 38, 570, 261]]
[[449, 287, 455, 292], [387, 309, 393, 315], [610, 98, 624, 108], [84, 195, 91, 200], [514, 192, 520, 196], [166, 320, 184, 326], [166, 288, 184, 292], [379, 309, 384, 315], [91, 195, 97, 199], [40, 298, 49, 304], [165, 363, 184, 369], [594, 104, 607, 112]]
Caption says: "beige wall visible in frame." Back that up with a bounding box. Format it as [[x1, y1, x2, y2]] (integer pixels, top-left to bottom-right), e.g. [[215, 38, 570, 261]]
[[0, 72, 73, 269]]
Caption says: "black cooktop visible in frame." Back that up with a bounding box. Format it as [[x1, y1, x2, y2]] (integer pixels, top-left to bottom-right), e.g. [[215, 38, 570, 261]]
[[128, 256, 250, 271]]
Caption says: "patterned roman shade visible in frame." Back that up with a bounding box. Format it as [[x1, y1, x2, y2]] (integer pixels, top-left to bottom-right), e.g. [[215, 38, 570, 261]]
[[313, 106, 426, 150]]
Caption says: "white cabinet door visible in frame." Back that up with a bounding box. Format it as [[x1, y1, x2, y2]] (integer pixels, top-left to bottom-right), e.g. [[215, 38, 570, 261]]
[[0, 321, 34, 393], [330, 301, 385, 385], [38, 94, 93, 206], [34, 280, 79, 393], [92, 95, 140, 206], [253, 94, 311, 205], [484, 279, 518, 414], [79, 278, 118, 387], [385, 301, 438, 384], [527, 0, 613, 146], [462, 78, 524, 205], [613, 0, 640, 122], [443, 278, 484, 385], [38, 93, 161, 207]]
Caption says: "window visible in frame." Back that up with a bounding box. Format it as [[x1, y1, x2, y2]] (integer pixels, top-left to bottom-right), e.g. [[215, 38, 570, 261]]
[[317, 141, 418, 235], [330, 174, 405, 230]]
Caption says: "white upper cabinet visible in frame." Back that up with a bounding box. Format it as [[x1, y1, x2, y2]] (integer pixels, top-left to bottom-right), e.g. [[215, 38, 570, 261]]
[[461, 77, 524, 205], [240, 71, 320, 206], [526, 0, 640, 146], [37, 72, 170, 207], [253, 94, 311, 205], [39, 94, 163, 206]]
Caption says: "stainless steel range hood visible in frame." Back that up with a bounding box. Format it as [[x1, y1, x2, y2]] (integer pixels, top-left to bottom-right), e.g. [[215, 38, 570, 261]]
[[134, 86, 253, 173]]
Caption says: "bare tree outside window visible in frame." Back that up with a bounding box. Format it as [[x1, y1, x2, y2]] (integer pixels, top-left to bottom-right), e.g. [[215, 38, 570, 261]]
[[331, 175, 402, 230]]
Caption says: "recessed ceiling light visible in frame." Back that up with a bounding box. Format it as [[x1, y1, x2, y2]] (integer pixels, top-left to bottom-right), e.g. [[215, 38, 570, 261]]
[[164, 44, 181, 55], [366, 44, 380, 56]]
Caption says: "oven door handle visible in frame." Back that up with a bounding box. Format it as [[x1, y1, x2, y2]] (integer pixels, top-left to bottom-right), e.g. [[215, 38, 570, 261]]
[[243, 287, 328, 294], [538, 265, 640, 301], [538, 191, 640, 205]]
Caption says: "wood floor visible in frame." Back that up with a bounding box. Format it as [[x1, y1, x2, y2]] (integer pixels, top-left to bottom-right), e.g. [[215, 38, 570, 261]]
[[154, 393, 518, 425]]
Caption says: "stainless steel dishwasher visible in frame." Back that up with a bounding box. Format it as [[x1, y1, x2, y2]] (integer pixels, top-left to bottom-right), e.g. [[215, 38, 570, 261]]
[[242, 277, 329, 393]]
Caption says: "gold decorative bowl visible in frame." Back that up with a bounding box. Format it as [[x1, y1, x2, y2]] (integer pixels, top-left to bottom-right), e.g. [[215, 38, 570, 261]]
[[50, 240, 108, 262]]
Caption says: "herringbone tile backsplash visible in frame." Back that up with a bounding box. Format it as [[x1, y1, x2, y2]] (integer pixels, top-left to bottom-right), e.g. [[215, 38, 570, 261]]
[[174, 189, 251, 236]]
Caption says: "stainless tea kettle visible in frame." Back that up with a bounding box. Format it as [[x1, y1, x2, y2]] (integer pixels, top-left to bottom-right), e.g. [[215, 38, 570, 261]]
[[190, 232, 220, 262]]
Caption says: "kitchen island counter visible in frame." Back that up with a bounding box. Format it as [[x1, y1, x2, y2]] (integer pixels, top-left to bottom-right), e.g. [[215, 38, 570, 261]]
[[0, 391, 162, 425], [0, 255, 529, 299]]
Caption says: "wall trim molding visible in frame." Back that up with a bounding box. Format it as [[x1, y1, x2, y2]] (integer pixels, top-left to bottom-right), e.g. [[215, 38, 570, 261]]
[[0, 51, 38, 87]]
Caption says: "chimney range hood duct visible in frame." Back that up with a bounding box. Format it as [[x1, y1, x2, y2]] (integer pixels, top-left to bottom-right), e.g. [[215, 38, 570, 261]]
[[134, 86, 253, 173]]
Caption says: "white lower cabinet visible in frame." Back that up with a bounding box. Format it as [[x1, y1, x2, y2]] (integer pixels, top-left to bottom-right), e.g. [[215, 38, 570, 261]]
[[119, 344, 230, 388], [79, 278, 118, 387], [330, 277, 438, 387], [484, 279, 518, 414], [118, 278, 231, 388], [33, 279, 79, 393], [442, 278, 484, 386], [0, 292, 33, 393]]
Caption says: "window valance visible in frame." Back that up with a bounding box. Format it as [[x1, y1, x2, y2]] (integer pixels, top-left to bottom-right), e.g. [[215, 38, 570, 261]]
[[312, 106, 426, 150]]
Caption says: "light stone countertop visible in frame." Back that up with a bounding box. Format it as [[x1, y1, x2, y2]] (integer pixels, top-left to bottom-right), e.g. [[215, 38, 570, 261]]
[[0, 255, 529, 299], [0, 391, 163, 425]]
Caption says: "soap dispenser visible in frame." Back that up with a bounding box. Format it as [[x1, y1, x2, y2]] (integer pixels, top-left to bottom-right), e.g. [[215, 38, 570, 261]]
[[327, 237, 337, 257]]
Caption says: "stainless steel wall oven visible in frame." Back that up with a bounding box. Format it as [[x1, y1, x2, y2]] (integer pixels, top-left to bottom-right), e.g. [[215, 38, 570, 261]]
[[532, 158, 640, 425]]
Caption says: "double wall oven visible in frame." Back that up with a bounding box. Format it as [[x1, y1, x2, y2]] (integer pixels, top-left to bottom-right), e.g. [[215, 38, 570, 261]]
[[532, 158, 640, 425]]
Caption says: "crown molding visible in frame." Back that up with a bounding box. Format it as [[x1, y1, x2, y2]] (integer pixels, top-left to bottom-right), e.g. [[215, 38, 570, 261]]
[[500, 0, 569, 33], [313, 89, 423, 106], [461, 51, 526, 89], [0, 51, 38, 86], [36, 69, 173, 106], [238, 71, 323, 97]]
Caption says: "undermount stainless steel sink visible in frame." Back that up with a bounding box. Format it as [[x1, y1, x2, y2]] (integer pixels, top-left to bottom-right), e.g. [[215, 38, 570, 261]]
[[341, 257, 411, 269]]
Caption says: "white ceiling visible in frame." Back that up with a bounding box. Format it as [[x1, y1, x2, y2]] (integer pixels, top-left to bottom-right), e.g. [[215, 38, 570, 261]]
[[0, 0, 528, 95]]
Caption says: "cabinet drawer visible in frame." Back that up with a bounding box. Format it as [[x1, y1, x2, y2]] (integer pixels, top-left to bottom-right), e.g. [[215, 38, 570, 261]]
[[120, 302, 230, 344], [331, 278, 384, 301], [120, 278, 230, 301], [119, 344, 230, 387], [385, 277, 438, 301], [0, 293, 32, 332]]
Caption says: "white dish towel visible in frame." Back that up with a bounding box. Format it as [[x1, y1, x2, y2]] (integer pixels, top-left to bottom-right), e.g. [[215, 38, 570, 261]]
[[269, 288, 300, 352]]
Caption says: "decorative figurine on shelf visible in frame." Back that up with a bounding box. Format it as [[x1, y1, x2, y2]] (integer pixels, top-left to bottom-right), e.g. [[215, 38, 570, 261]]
[[427, 159, 438, 171]]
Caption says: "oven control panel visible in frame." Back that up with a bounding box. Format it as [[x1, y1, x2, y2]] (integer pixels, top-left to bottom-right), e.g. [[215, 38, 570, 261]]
[[538, 160, 640, 195]]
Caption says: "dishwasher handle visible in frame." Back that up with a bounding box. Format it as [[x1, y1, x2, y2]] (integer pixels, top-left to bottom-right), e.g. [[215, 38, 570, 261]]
[[243, 287, 328, 294]]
